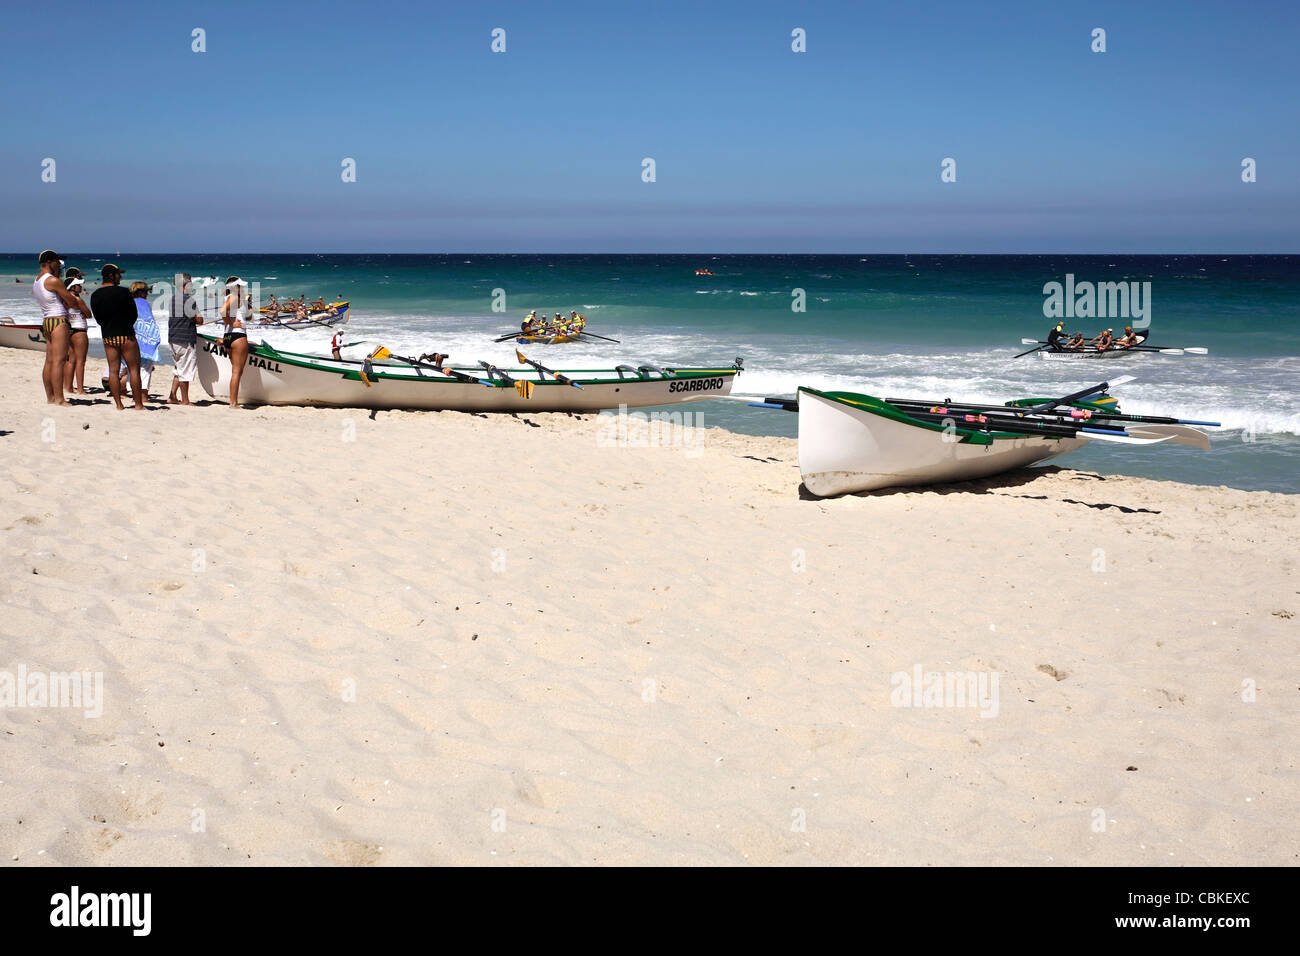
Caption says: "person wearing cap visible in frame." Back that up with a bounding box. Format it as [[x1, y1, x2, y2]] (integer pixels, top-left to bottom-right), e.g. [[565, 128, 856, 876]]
[[1116, 326, 1141, 349], [167, 273, 204, 405], [1064, 331, 1086, 351], [1090, 328, 1114, 351], [89, 263, 146, 410], [62, 268, 92, 394], [220, 276, 251, 409], [1046, 321, 1066, 351], [31, 250, 83, 405]]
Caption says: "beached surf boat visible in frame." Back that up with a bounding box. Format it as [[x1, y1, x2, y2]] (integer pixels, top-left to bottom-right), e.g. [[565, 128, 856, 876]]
[[0, 319, 46, 351], [253, 301, 350, 328], [195, 331, 740, 411], [792, 383, 1215, 496]]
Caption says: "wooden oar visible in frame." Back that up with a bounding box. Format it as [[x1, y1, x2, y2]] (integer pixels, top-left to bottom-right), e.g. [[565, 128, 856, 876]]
[[515, 349, 584, 388], [1122, 345, 1209, 355], [1077, 429, 1175, 445], [887, 396, 1220, 429], [1014, 342, 1048, 358], [1123, 424, 1213, 450], [1026, 376, 1135, 414]]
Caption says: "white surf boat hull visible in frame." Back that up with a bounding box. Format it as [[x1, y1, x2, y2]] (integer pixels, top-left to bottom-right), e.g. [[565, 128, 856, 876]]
[[196, 333, 738, 411], [0, 321, 46, 351], [1038, 348, 1135, 361], [797, 387, 1087, 496]]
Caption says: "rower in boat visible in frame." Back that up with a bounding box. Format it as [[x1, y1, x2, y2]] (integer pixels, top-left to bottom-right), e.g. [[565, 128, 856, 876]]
[[309, 296, 327, 311], [267, 295, 280, 314], [1091, 328, 1115, 351], [1046, 322, 1066, 351], [1064, 332, 1086, 350], [1116, 326, 1142, 349]]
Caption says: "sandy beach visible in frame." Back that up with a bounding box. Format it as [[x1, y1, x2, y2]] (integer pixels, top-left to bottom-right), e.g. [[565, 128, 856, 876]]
[[1, 346, 1296, 866]]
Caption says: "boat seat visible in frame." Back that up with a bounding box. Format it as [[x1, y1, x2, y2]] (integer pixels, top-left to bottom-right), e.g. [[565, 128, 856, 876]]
[[614, 364, 674, 379]]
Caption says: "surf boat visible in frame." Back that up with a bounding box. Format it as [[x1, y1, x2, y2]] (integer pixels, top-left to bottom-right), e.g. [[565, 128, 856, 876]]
[[0, 318, 46, 351], [753, 378, 1218, 496], [511, 331, 583, 344], [196, 331, 741, 411], [253, 301, 350, 328]]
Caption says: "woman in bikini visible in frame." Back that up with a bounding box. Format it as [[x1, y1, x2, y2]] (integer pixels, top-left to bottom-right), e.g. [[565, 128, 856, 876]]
[[62, 268, 91, 394], [221, 276, 251, 409]]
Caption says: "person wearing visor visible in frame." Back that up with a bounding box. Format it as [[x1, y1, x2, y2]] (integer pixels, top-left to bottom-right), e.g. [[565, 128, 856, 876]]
[[62, 267, 92, 394], [31, 250, 84, 404], [89, 262, 146, 410]]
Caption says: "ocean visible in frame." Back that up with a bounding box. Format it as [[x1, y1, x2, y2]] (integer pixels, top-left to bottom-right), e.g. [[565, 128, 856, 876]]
[[3, 253, 1297, 493]]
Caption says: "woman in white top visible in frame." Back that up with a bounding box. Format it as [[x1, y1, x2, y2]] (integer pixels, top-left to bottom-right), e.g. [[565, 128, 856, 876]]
[[31, 250, 81, 405], [62, 268, 91, 394], [221, 276, 250, 409]]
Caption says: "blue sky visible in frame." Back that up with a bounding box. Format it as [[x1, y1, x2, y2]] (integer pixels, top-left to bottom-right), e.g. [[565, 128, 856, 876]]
[[1, 0, 1296, 252]]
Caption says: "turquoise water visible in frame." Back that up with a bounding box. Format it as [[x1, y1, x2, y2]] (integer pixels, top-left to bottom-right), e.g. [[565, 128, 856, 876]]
[[3, 254, 1297, 492]]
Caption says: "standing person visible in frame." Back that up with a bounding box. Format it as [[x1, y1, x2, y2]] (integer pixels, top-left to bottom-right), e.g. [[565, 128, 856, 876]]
[[221, 276, 250, 409], [63, 268, 92, 394], [32, 250, 80, 405], [167, 273, 203, 404], [130, 282, 161, 399], [89, 263, 145, 410]]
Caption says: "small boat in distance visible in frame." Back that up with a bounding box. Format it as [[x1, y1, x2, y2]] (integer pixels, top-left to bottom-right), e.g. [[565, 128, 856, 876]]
[[694, 268, 714, 276], [255, 300, 350, 328]]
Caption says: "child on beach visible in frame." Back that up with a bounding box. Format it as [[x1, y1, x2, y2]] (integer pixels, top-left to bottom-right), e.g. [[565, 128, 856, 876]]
[[130, 282, 161, 398]]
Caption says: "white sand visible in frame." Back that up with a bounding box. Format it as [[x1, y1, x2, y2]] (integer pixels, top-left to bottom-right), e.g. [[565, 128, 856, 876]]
[[1, 349, 1296, 865]]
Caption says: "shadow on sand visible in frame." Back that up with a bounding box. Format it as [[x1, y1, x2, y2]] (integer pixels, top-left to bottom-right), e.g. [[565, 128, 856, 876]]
[[798, 465, 1161, 514]]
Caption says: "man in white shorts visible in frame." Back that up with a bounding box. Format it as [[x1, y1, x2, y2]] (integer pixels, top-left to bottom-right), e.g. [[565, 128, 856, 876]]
[[167, 273, 204, 404]]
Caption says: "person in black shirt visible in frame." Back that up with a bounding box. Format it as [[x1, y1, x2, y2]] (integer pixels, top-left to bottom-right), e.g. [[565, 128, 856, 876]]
[[89, 263, 145, 410], [1046, 322, 1065, 351]]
